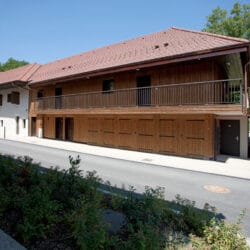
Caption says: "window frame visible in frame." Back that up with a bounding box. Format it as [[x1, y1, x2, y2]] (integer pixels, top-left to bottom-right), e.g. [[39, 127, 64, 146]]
[[37, 90, 45, 98], [11, 91, 20, 105], [102, 79, 114, 94], [7, 93, 11, 103], [7, 92, 20, 105], [23, 119, 26, 129]]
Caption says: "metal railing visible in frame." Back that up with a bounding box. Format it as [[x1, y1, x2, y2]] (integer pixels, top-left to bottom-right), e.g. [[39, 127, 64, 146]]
[[33, 79, 243, 111]]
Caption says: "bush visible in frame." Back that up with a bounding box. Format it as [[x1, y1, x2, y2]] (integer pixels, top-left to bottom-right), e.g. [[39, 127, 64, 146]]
[[171, 194, 215, 236], [192, 210, 249, 250], [110, 186, 167, 249], [0, 154, 249, 249]]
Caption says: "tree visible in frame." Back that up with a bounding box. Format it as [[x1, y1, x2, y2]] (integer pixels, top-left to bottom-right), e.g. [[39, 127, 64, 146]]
[[202, 2, 250, 40], [0, 58, 29, 72]]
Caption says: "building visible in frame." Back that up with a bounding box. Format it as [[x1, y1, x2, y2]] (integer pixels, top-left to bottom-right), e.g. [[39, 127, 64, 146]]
[[27, 27, 250, 159], [0, 64, 40, 139]]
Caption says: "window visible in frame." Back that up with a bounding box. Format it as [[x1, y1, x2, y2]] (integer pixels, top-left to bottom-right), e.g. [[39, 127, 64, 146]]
[[0, 95, 2, 106], [12, 92, 20, 104], [23, 119, 26, 129], [7, 92, 20, 104], [37, 90, 44, 98], [7, 93, 11, 103], [102, 79, 114, 93]]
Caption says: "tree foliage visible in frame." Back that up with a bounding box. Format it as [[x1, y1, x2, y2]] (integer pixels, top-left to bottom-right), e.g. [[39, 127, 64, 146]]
[[0, 57, 29, 72], [202, 2, 250, 40]]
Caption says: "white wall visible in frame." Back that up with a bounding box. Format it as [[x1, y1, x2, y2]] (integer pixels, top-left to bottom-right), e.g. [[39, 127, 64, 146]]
[[0, 87, 29, 139], [240, 116, 248, 159]]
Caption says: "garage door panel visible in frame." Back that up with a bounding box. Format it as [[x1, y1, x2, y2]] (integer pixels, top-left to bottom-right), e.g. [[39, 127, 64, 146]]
[[87, 117, 100, 145], [119, 134, 135, 149], [137, 119, 155, 151], [159, 137, 177, 154], [185, 120, 205, 139], [186, 139, 205, 157], [118, 118, 135, 149], [159, 119, 176, 137], [88, 118, 99, 131], [74, 117, 87, 142], [182, 118, 208, 157], [119, 119, 133, 133], [138, 135, 154, 152], [103, 132, 115, 146], [159, 119, 178, 154], [137, 119, 154, 135], [103, 118, 115, 132], [44, 116, 55, 139], [103, 118, 115, 146]]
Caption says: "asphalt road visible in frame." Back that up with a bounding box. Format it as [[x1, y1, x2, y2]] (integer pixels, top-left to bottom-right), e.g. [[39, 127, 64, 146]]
[[0, 139, 250, 238]]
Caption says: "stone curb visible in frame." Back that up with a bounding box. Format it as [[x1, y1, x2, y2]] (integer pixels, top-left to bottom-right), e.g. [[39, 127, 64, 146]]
[[0, 229, 26, 250]]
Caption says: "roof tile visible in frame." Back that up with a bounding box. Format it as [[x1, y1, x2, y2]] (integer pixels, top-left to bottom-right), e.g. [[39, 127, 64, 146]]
[[0, 63, 40, 85], [27, 27, 249, 84]]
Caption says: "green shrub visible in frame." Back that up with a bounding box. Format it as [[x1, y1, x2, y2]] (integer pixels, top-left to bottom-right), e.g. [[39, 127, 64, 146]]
[[0, 156, 60, 242], [44, 155, 85, 209], [121, 186, 165, 227], [192, 210, 249, 250], [114, 186, 167, 250], [0, 154, 249, 249], [70, 197, 107, 250], [170, 194, 215, 236]]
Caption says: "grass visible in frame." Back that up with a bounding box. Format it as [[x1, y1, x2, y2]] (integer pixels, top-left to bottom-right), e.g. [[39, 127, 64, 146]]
[[0, 154, 249, 250]]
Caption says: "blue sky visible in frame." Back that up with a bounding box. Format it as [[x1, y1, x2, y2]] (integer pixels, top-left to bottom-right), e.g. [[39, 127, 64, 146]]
[[1, 0, 248, 64]]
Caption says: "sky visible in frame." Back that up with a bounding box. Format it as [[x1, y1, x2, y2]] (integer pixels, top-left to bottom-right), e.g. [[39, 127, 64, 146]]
[[1, 0, 249, 64]]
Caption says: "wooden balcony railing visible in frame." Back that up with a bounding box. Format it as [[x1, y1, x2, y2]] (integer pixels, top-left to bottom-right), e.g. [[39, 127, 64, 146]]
[[33, 79, 244, 111]]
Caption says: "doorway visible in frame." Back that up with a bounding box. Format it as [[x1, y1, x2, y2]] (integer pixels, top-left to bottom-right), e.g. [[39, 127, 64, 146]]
[[55, 117, 63, 140], [136, 75, 151, 106], [220, 120, 240, 156], [65, 118, 74, 141], [31, 117, 37, 136], [55, 87, 62, 109], [16, 116, 19, 135]]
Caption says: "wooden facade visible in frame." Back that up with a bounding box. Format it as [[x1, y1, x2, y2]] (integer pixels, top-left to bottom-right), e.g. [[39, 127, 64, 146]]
[[30, 60, 222, 100], [29, 57, 245, 159], [38, 114, 214, 158]]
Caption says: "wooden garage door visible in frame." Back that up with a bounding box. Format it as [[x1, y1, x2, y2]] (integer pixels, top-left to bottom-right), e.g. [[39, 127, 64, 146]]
[[86, 117, 100, 145], [43, 116, 55, 138], [118, 118, 135, 150], [137, 119, 155, 152], [48, 114, 214, 159], [103, 118, 115, 147], [182, 119, 206, 157], [159, 118, 178, 154]]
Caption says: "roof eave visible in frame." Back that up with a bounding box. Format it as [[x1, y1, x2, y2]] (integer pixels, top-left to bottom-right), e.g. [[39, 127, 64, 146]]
[[29, 43, 249, 87], [0, 80, 27, 90]]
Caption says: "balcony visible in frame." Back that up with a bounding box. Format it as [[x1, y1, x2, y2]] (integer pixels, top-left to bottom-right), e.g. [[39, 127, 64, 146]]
[[33, 79, 245, 113]]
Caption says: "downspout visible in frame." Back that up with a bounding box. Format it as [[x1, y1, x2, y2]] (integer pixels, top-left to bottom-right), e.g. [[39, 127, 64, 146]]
[[244, 61, 250, 115]]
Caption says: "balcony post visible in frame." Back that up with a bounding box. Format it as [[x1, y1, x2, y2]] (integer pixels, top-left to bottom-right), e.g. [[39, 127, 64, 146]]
[[244, 61, 250, 114], [240, 80, 243, 112]]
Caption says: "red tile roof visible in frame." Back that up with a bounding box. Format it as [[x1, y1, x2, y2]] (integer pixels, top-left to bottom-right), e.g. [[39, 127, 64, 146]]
[[0, 63, 40, 85], [29, 27, 249, 84]]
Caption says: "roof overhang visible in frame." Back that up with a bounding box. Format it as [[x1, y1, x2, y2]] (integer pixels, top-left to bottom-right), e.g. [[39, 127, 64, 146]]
[[0, 81, 27, 90], [29, 45, 249, 87]]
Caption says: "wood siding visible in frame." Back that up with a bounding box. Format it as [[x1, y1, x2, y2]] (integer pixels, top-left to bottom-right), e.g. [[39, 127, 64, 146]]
[[41, 114, 214, 159], [30, 59, 223, 115], [29, 59, 222, 159]]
